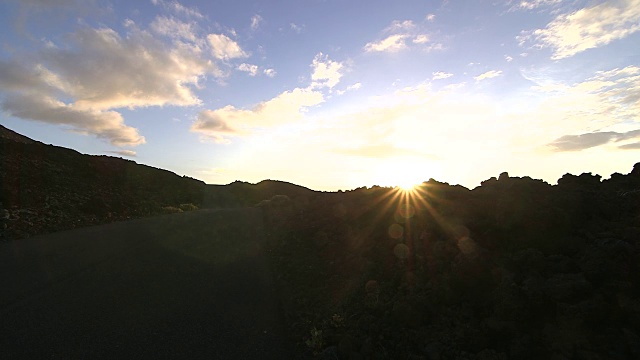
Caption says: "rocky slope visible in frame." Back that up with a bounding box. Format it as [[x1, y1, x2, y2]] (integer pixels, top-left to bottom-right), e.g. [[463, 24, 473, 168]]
[[262, 166, 640, 359], [1, 125, 319, 241], [0, 125, 207, 240]]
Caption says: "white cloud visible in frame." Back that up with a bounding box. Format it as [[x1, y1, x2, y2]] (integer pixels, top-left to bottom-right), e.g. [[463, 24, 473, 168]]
[[413, 34, 429, 44], [2, 93, 145, 146], [207, 33, 248, 60], [250, 15, 263, 31], [310, 53, 343, 89], [366, 19, 440, 53], [527, 0, 640, 59], [337, 82, 362, 95], [263, 68, 276, 77], [474, 70, 503, 81], [432, 71, 453, 80], [191, 87, 324, 143], [505, 55, 514, 62], [525, 65, 640, 142], [150, 16, 197, 42], [108, 150, 137, 157], [426, 14, 436, 21], [0, 22, 220, 146], [237, 63, 259, 76], [290, 23, 304, 33], [364, 34, 409, 52], [45, 26, 216, 110], [386, 20, 415, 32], [508, 0, 562, 11], [151, 0, 203, 19]]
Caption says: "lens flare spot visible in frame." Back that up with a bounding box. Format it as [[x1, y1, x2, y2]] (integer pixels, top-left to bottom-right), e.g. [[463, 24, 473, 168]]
[[393, 243, 410, 259], [388, 223, 404, 239], [398, 204, 415, 219], [456, 236, 479, 256]]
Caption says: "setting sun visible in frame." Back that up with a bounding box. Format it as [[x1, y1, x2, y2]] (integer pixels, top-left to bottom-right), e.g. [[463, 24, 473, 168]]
[[396, 179, 420, 191]]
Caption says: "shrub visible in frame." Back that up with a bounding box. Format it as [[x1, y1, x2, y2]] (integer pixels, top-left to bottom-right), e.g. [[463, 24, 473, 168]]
[[162, 206, 183, 214], [179, 203, 199, 211]]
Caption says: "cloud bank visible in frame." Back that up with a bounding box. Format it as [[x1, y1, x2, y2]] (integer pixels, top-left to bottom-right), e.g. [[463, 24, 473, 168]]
[[0, 4, 256, 148], [548, 130, 640, 151], [526, 0, 640, 59]]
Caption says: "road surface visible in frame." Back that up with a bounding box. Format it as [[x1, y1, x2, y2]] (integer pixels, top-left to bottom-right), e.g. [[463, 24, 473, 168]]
[[0, 208, 300, 359]]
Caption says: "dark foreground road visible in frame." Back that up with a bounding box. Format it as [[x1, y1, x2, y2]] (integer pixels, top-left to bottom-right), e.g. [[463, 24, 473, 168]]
[[0, 208, 300, 359]]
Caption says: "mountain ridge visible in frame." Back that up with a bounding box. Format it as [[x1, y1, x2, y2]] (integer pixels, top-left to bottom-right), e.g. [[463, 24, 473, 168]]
[[0, 124, 315, 240]]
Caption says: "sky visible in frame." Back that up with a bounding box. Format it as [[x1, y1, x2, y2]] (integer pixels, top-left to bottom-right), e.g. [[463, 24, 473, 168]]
[[1, 0, 639, 191]]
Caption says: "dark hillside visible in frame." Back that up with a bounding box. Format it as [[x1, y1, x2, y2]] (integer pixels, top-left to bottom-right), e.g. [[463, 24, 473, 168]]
[[263, 167, 640, 359], [203, 179, 317, 208], [1, 125, 318, 241], [3, 125, 640, 359], [0, 125, 206, 239]]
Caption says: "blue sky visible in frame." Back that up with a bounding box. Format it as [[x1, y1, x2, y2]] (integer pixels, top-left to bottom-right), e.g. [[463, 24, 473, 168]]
[[1, 0, 639, 190]]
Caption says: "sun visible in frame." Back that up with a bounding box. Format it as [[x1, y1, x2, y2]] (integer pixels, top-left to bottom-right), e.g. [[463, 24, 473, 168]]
[[370, 156, 438, 191], [396, 179, 420, 191]]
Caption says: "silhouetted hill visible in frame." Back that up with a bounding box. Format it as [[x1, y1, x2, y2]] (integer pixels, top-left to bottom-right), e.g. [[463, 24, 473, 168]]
[[203, 179, 317, 208], [0, 125, 316, 240], [0, 125, 36, 144], [0, 125, 208, 239], [262, 165, 640, 359]]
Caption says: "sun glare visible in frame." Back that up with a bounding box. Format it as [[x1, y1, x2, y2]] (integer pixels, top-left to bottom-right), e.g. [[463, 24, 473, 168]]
[[397, 180, 419, 191], [370, 157, 439, 191]]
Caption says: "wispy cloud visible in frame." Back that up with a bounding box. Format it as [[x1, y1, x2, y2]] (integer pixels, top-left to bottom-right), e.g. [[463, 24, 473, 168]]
[[250, 14, 263, 31], [192, 53, 345, 142], [510, 0, 562, 11], [150, 16, 197, 42], [523, 0, 640, 59], [191, 87, 324, 143], [385, 20, 416, 32], [237, 63, 259, 76], [263, 68, 276, 77], [412, 34, 429, 44], [364, 34, 409, 53], [336, 82, 362, 95], [432, 71, 453, 80], [474, 70, 502, 81], [151, 0, 203, 19], [365, 19, 442, 53], [207, 33, 248, 60], [107, 150, 137, 157], [290, 23, 304, 33], [548, 130, 640, 151], [310, 53, 344, 89]]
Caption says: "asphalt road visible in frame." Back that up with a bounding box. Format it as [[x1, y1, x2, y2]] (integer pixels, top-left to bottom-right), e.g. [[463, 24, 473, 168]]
[[0, 208, 299, 359]]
